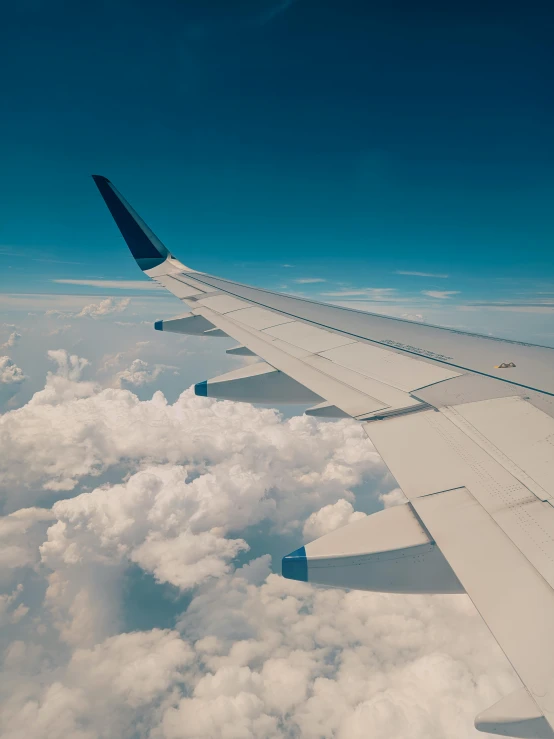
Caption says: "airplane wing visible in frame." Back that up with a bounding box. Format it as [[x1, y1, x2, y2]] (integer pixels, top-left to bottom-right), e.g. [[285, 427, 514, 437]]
[[93, 175, 554, 738]]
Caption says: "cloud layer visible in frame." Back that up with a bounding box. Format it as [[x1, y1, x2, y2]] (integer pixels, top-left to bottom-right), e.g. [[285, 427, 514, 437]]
[[0, 349, 518, 738]]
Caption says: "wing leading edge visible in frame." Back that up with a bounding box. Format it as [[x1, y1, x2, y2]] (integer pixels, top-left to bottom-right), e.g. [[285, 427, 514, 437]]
[[93, 176, 554, 737]]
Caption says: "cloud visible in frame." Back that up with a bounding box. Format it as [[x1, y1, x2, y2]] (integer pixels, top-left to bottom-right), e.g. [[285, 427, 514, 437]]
[[75, 297, 131, 318], [0, 357, 27, 408], [0, 350, 379, 505], [460, 302, 554, 314], [0, 348, 521, 738], [0, 585, 28, 627], [294, 278, 326, 284], [45, 297, 131, 319], [1, 332, 21, 350], [0, 245, 81, 265], [0, 629, 194, 739], [395, 271, 449, 279], [165, 562, 515, 739], [52, 280, 162, 291], [0, 348, 384, 651], [323, 288, 400, 303], [0, 559, 518, 739], [0, 507, 54, 574], [379, 487, 407, 508], [114, 358, 178, 388], [422, 291, 460, 299], [47, 324, 72, 337], [0, 293, 171, 316], [322, 288, 396, 297], [303, 499, 366, 541], [0, 356, 26, 386]]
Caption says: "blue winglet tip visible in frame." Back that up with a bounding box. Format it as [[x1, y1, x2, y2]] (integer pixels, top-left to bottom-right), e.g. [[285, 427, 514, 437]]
[[154, 320, 163, 331], [194, 381, 208, 397], [282, 546, 308, 582]]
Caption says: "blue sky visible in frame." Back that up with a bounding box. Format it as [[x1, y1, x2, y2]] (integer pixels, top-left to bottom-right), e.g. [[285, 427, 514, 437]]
[[1, 0, 554, 329]]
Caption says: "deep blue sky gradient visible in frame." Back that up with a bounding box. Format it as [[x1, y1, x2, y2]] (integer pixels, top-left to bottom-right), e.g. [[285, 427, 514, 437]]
[[1, 0, 553, 295]]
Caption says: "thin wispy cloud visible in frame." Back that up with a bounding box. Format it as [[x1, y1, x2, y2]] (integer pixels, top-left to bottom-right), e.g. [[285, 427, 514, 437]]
[[0, 246, 82, 265], [422, 290, 460, 299], [396, 270, 449, 279], [322, 288, 396, 298], [459, 304, 554, 314], [321, 287, 399, 304], [53, 279, 162, 291], [469, 300, 554, 307], [460, 299, 554, 314], [294, 278, 326, 284]]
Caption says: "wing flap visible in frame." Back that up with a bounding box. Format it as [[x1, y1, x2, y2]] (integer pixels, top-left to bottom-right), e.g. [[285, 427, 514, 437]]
[[224, 307, 295, 330], [195, 306, 387, 417], [303, 354, 421, 414], [412, 487, 554, 733], [319, 341, 460, 392], [442, 396, 554, 502], [263, 320, 356, 353], [365, 410, 554, 591]]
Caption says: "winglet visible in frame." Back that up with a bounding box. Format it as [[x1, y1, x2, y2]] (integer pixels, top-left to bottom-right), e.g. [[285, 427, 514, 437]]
[[92, 175, 170, 271]]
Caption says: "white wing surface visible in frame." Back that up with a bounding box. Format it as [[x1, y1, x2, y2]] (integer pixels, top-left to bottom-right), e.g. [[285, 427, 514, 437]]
[[93, 175, 554, 738]]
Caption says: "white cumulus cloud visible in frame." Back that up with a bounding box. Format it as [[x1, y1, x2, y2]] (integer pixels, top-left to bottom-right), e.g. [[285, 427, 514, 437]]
[[0, 356, 27, 409], [303, 499, 366, 541], [46, 297, 131, 319], [1, 332, 21, 350], [115, 358, 178, 388], [76, 297, 131, 318], [0, 356, 26, 386], [0, 348, 521, 739]]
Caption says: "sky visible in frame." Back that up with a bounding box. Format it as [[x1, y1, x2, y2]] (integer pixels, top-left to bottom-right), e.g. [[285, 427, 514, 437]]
[[0, 2, 553, 738], [1, 0, 554, 326]]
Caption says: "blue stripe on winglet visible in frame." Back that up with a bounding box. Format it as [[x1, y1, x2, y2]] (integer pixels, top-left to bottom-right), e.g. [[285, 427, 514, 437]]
[[154, 320, 163, 331], [194, 381, 208, 397], [92, 175, 169, 269], [282, 546, 308, 582]]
